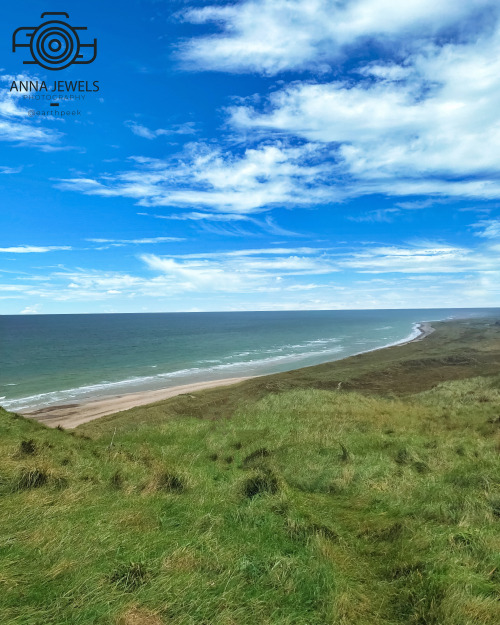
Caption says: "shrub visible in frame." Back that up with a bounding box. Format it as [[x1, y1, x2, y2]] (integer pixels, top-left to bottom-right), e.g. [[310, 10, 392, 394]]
[[110, 562, 149, 590], [157, 471, 185, 493], [242, 469, 279, 498], [14, 468, 48, 491], [19, 439, 37, 455]]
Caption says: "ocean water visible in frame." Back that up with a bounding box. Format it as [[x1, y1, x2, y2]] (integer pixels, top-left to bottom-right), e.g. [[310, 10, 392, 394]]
[[0, 309, 495, 412]]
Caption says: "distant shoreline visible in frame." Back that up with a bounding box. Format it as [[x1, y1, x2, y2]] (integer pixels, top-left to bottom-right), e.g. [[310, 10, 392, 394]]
[[20, 321, 434, 429], [400, 321, 435, 343]]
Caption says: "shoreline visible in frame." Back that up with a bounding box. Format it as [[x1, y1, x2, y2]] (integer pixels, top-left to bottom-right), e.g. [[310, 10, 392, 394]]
[[22, 377, 251, 429], [395, 321, 434, 344], [19, 321, 435, 429]]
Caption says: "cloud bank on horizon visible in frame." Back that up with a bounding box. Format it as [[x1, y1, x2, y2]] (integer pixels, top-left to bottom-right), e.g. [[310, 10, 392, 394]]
[[1, 0, 500, 313]]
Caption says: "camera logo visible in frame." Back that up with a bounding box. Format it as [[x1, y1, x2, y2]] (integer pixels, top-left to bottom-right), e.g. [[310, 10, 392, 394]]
[[12, 12, 97, 71]]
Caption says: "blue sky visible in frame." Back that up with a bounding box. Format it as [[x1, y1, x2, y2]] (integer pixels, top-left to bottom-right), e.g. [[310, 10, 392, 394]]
[[1, 0, 500, 314]]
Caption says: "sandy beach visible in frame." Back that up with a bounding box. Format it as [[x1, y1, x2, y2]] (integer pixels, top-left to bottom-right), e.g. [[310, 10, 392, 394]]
[[20, 322, 434, 429], [22, 377, 250, 429]]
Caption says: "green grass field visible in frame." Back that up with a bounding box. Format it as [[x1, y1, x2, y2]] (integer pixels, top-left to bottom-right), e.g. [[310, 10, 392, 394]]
[[1, 318, 500, 624]]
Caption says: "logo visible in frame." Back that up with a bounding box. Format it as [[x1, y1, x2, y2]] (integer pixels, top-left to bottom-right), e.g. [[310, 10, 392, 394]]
[[12, 12, 97, 71]]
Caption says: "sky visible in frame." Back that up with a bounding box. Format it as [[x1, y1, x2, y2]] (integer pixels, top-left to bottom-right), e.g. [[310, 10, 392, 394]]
[[1, 0, 500, 314]]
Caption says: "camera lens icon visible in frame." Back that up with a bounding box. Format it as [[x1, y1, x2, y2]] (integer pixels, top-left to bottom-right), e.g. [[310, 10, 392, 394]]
[[31, 21, 80, 70], [13, 13, 97, 71]]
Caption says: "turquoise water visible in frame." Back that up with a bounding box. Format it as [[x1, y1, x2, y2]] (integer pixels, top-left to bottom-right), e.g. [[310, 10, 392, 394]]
[[0, 309, 495, 411]]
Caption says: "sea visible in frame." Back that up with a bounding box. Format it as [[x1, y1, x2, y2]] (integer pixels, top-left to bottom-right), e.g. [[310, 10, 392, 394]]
[[0, 308, 496, 412]]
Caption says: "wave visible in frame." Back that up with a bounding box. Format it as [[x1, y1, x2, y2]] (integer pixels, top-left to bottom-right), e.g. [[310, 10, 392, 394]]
[[214, 338, 342, 363], [360, 322, 423, 354]]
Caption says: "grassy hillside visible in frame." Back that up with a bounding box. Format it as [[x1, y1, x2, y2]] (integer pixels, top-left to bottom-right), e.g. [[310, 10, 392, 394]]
[[1, 318, 500, 624]]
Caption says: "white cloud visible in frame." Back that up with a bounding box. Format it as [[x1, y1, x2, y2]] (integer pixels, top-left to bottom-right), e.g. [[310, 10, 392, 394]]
[[1, 250, 334, 303], [56, 142, 336, 214], [19, 304, 41, 315], [0, 245, 72, 253], [228, 22, 500, 199], [0, 165, 22, 174], [179, 0, 497, 74], [164, 247, 327, 258], [152, 211, 250, 222], [140, 249, 337, 292], [348, 208, 401, 223], [473, 219, 500, 238], [125, 120, 196, 139], [141, 255, 257, 291], [59, 15, 500, 211], [221, 247, 326, 257], [87, 236, 184, 245], [0, 284, 31, 291], [57, 270, 143, 298], [140, 211, 303, 237], [126, 122, 163, 140], [4, 237, 500, 311], [339, 242, 500, 274]]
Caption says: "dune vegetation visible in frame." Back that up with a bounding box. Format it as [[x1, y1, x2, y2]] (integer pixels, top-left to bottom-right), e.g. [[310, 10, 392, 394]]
[[1, 318, 500, 624]]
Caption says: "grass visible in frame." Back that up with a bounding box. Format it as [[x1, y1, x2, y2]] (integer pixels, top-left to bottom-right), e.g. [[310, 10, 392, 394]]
[[1, 318, 500, 624]]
